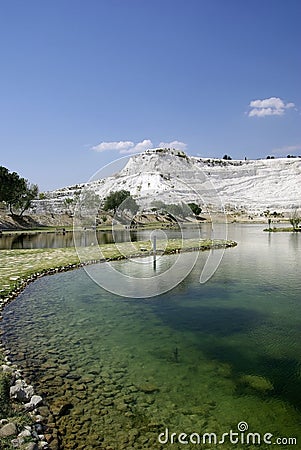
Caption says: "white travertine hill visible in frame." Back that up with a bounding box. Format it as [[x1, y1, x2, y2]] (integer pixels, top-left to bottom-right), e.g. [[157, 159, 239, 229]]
[[32, 148, 301, 215]]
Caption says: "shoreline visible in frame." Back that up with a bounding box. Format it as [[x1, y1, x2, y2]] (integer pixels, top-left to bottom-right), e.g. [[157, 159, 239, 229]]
[[0, 212, 290, 234], [0, 238, 236, 449]]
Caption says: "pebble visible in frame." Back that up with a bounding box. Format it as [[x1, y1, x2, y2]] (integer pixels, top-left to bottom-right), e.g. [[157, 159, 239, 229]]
[[0, 356, 56, 447], [24, 394, 43, 410], [26, 444, 39, 450], [18, 428, 32, 438], [0, 422, 17, 437], [11, 436, 25, 447]]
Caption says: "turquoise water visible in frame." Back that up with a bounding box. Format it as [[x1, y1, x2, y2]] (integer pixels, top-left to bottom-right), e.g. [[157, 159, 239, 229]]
[[1, 225, 301, 449]]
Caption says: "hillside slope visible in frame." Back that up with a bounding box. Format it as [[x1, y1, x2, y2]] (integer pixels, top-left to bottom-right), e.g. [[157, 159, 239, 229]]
[[32, 148, 301, 215]]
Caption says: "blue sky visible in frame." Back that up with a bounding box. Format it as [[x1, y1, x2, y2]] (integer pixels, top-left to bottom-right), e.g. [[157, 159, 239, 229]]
[[0, 0, 300, 191]]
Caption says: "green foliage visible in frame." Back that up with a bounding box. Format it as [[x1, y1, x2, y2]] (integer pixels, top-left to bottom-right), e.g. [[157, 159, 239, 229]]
[[165, 203, 186, 218], [122, 195, 139, 214], [151, 201, 199, 218], [103, 190, 136, 213], [159, 203, 191, 219], [0, 374, 11, 418], [17, 182, 38, 216], [222, 154, 232, 160], [80, 191, 101, 212], [188, 202, 202, 215], [0, 166, 38, 216], [150, 200, 166, 210], [64, 197, 74, 205]]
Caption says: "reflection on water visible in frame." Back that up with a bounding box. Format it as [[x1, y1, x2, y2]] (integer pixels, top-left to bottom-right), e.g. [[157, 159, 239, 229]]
[[1, 225, 301, 449], [0, 230, 123, 249], [0, 224, 211, 249]]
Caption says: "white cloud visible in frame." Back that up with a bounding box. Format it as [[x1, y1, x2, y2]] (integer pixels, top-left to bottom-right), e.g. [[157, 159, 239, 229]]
[[91, 139, 154, 154], [248, 97, 295, 117], [91, 141, 134, 152], [120, 139, 153, 154], [285, 102, 295, 109], [158, 140, 187, 151], [91, 139, 188, 154]]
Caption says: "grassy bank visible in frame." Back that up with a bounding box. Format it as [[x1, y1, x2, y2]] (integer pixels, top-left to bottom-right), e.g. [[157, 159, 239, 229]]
[[263, 227, 301, 232], [0, 238, 236, 300]]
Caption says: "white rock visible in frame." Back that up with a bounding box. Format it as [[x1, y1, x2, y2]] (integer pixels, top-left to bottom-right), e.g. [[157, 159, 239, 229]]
[[11, 436, 25, 447], [1, 364, 13, 373], [34, 415, 44, 422], [24, 395, 43, 411], [18, 428, 32, 438], [0, 422, 17, 437], [10, 384, 34, 402], [26, 444, 38, 450]]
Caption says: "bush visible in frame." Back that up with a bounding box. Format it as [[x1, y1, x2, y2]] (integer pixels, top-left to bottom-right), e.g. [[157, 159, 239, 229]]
[[188, 202, 202, 215], [0, 374, 11, 418], [103, 190, 138, 214]]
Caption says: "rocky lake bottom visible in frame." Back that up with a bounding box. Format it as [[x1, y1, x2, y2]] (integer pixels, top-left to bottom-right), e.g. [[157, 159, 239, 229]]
[[1, 225, 301, 449]]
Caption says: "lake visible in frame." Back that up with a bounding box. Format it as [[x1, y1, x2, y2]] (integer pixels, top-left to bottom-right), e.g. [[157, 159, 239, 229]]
[[0, 226, 188, 250], [0, 230, 120, 250], [1, 224, 300, 449]]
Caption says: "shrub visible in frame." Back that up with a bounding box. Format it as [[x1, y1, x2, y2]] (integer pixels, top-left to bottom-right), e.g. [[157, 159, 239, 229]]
[[0, 374, 11, 417]]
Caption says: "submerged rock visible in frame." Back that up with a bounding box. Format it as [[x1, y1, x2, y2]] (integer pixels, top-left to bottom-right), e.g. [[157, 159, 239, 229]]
[[137, 383, 160, 394], [240, 374, 274, 391], [51, 400, 73, 417]]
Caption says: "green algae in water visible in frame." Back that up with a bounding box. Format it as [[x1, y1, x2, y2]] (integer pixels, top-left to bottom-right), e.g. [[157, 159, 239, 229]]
[[1, 225, 301, 449]]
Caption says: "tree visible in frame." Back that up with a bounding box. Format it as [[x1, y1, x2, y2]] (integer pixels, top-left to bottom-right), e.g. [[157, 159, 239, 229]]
[[289, 209, 301, 231], [17, 182, 39, 217], [150, 200, 166, 211], [78, 191, 101, 218], [121, 195, 139, 214], [222, 154, 232, 160], [0, 166, 38, 216], [103, 190, 135, 213], [188, 202, 202, 215]]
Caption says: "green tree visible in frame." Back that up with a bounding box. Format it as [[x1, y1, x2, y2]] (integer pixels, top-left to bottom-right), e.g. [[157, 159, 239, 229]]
[[188, 202, 202, 215], [0, 166, 38, 216], [17, 182, 39, 217], [150, 200, 166, 211], [0, 166, 10, 201], [122, 195, 139, 214], [103, 190, 135, 213]]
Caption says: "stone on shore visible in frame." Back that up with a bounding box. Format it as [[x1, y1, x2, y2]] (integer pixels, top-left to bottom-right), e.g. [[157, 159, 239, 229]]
[[24, 394, 43, 410], [10, 380, 35, 402], [0, 421, 17, 437]]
